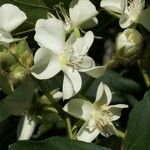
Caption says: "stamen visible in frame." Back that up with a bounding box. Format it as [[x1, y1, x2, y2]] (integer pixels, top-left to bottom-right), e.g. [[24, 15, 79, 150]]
[[53, 2, 71, 28], [91, 106, 113, 131]]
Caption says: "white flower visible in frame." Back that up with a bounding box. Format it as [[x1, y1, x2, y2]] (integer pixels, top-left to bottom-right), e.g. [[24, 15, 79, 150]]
[[49, 0, 98, 31], [31, 18, 106, 100], [0, 4, 27, 44], [17, 114, 36, 141], [100, 0, 150, 31], [63, 82, 128, 142], [100, 0, 123, 17], [116, 28, 143, 52], [119, 0, 144, 28]]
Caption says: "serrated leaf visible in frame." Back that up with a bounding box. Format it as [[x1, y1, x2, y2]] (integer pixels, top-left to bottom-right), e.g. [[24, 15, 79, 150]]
[[9, 136, 111, 150], [123, 91, 150, 150]]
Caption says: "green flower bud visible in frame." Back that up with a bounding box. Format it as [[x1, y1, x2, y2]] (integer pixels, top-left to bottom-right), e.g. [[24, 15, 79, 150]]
[[10, 40, 33, 68], [9, 64, 28, 84]]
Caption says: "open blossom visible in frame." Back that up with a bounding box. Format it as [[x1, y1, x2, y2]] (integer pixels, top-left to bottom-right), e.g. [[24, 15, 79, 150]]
[[31, 18, 106, 99], [0, 4, 27, 44], [49, 0, 98, 31], [100, 0, 150, 31], [63, 82, 128, 142]]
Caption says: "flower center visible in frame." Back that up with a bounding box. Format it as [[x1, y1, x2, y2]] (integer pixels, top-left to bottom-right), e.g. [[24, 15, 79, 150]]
[[90, 105, 113, 131], [58, 42, 92, 70]]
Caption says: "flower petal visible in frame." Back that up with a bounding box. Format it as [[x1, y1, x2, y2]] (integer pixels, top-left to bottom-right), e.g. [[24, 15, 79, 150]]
[[119, 14, 132, 29], [83, 65, 106, 78], [17, 115, 36, 140], [63, 98, 93, 120], [81, 17, 98, 29], [0, 4, 27, 32], [63, 67, 82, 99], [100, 0, 122, 15], [72, 31, 94, 55], [66, 32, 76, 44], [77, 121, 99, 143], [78, 56, 95, 70], [30, 48, 61, 79], [0, 29, 14, 44], [34, 18, 65, 53], [62, 75, 74, 100], [116, 32, 134, 51], [95, 82, 112, 105], [108, 104, 128, 121], [99, 122, 117, 137], [136, 8, 150, 32], [69, 0, 98, 27]]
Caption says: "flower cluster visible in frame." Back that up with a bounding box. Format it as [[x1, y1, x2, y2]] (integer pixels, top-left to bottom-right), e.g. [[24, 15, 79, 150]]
[[1, 0, 150, 145]]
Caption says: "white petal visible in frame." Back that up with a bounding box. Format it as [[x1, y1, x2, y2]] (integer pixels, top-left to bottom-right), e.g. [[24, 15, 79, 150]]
[[52, 91, 63, 101], [119, 14, 132, 29], [63, 74, 74, 100], [78, 56, 95, 70], [63, 67, 82, 99], [116, 32, 134, 51], [66, 32, 76, 44], [63, 98, 93, 120], [30, 48, 61, 79], [95, 82, 112, 105], [136, 8, 150, 32], [95, 82, 104, 102], [34, 18, 65, 53], [35, 19, 46, 29], [17, 115, 36, 140], [72, 31, 94, 55], [81, 17, 98, 29], [0, 4, 27, 32], [0, 29, 14, 44], [69, 0, 98, 27], [103, 84, 112, 105], [108, 104, 128, 121], [77, 121, 99, 143], [83, 65, 106, 78], [100, 0, 122, 15], [99, 122, 117, 137]]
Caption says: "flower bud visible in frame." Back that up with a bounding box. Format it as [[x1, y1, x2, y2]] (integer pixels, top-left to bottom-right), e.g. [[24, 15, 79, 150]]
[[116, 28, 143, 56], [9, 64, 28, 84]]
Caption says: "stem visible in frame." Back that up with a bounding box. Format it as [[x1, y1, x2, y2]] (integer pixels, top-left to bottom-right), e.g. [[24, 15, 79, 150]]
[[65, 116, 73, 139], [12, 29, 35, 36], [33, 78, 65, 118], [31, 77, 74, 138], [116, 129, 126, 139]]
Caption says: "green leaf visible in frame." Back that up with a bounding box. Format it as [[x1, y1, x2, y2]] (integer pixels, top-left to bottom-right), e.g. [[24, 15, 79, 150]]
[[123, 91, 150, 150], [136, 8, 150, 32], [0, 105, 10, 122], [0, 78, 35, 116], [0, 73, 13, 95], [87, 70, 141, 98], [9, 136, 111, 150]]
